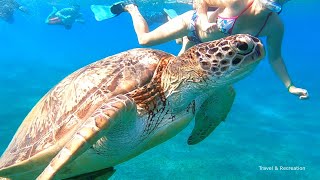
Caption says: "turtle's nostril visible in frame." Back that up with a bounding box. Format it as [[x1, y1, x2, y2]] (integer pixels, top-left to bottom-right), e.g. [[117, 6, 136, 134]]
[[236, 41, 248, 51], [252, 36, 260, 43]]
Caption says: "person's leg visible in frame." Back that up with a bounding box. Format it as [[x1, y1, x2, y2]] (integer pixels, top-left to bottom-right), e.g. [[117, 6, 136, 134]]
[[2, 9, 15, 24], [4, 15, 14, 24], [164, 8, 183, 44], [178, 37, 196, 56], [45, 6, 58, 24], [125, 4, 191, 46], [76, 18, 85, 24]]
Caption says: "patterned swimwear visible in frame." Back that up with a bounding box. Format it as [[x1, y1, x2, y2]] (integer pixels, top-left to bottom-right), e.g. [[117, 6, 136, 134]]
[[187, 11, 203, 44]]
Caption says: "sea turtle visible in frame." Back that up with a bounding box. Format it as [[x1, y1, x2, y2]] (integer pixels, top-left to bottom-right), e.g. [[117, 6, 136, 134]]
[[0, 34, 264, 179]]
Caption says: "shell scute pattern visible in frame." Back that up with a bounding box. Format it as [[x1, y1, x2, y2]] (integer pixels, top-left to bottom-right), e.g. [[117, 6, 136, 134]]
[[0, 49, 169, 169]]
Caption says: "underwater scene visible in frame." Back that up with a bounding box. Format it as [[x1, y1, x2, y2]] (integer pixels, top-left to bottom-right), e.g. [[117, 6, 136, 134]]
[[0, 0, 319, 179]]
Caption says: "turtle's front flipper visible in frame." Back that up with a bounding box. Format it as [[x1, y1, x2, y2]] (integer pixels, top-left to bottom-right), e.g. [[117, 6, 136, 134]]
[[188, 86, 235, 145], [37, 95, 136, 180]]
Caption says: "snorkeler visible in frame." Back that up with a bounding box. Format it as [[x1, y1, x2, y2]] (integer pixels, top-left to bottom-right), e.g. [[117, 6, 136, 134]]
[[101, 0, 308, 100], [0, 0, 28, 23], [45, 5, 85, 30], [91, 0, 185, 24]]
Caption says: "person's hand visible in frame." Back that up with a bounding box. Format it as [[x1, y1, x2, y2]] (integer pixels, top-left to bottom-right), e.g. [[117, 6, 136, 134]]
[[288, 85, 309, 100], [18, 6, 29, 14], [201, 22, 217, 33], [75, 19, 85, 24]]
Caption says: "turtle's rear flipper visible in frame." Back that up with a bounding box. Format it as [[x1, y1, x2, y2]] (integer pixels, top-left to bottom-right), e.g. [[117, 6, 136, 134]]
[[64, 167, 115, 180], [37, 94, 137, 179]]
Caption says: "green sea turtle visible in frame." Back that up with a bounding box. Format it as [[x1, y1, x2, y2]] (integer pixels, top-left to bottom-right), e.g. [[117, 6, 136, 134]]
[[0, 34, 264, 179]]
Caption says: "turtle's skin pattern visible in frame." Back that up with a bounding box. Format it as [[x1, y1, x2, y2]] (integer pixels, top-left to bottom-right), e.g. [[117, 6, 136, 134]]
[[0, 34, 265, 179]]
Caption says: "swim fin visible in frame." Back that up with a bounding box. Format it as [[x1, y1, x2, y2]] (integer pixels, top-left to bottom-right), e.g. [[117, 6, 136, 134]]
[[163, 8, 178, 20], [91, 2, 126, 21]]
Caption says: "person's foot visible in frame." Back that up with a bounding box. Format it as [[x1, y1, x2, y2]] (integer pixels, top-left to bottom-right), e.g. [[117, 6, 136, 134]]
[[52, 6, 58, 12], [18, 6, 29, 14], [124, 4, 138, 12], [110, 2, 126, 15], [111, 0, 137, 15]]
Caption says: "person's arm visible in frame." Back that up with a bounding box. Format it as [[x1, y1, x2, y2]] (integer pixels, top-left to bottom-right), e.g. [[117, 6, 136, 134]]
[[75, 13, 85, 24], [194, 0, 229, 8], [266, 14, 308, 99], [18, 6, 28, 13], [194, 0, 228, 32], [207, 7, 223, 22], [56, 8, 73, 19], [194, 0, 215, 32]]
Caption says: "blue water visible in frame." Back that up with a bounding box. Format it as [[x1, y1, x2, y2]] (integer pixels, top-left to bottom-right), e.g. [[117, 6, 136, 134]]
[[0, 0, 319, 179]]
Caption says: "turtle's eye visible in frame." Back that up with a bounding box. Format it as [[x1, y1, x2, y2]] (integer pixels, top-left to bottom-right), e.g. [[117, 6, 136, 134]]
[[236, 41, 248, 51], [228, 35, 256, 56], [232, 37, 254, 55]]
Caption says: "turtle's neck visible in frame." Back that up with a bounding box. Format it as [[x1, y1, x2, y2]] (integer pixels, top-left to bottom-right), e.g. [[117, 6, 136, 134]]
[[129, 47, 210, 114], [160, 47, 211, 112], [128, 54, 175, 114], [162, 46, 208, 94]]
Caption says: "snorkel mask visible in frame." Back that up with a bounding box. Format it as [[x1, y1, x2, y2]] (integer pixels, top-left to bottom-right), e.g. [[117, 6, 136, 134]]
[[260, 0, 290, 13]]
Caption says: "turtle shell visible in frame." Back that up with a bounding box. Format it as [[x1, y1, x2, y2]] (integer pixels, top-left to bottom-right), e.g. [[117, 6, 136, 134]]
[[0, 48, 172, 177]]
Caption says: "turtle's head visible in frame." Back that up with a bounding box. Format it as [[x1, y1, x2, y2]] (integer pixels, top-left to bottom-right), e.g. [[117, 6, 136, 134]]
[[192, 34, 265, 86]]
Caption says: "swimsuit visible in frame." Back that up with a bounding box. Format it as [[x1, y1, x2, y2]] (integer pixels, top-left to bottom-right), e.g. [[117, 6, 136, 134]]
[[187, 11, 203, 44], [48, 17, 62, 24], [187, 1, 272, 44], [217, 1, 273, 36], [217, 1, 254, 35]]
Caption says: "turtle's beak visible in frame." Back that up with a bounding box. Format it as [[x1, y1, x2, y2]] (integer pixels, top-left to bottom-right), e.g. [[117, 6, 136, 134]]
[[255, 42, 265, 61], [241, 37, 265, 67]]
